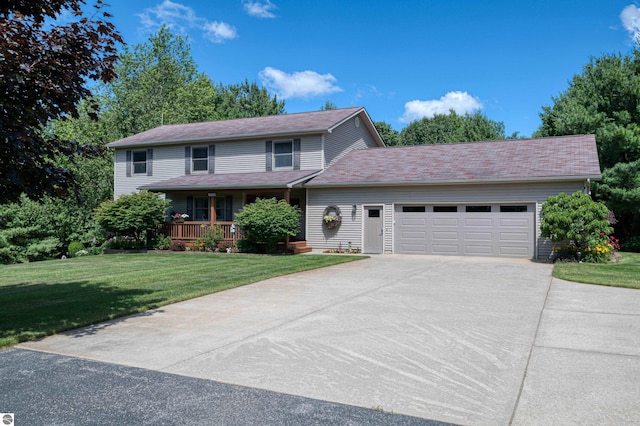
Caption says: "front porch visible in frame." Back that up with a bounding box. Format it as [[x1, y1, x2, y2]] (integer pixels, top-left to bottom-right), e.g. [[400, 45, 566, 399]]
[[159, 221, 242, 242], [158, 221, 312, 254]]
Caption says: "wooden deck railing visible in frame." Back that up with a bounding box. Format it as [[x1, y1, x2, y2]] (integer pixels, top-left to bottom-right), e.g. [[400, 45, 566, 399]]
[[158, 221, 243, 241]]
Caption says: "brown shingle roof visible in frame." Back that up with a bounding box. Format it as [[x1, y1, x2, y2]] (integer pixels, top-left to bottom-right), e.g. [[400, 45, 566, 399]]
[[306, 135, 601, 186], [141, 169, 322, 191], [106, 107, 376, 148]]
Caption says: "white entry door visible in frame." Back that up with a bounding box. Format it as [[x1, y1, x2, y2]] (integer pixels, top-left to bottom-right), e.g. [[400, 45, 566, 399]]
[[364, 206, 384, 253]]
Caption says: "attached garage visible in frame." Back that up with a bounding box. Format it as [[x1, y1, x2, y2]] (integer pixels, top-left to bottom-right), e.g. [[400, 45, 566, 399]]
[[394, 204, 534, 258], [304, 135, 603, 260]]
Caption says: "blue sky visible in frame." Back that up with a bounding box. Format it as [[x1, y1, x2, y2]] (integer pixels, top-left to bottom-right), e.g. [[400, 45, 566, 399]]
[[105, 0, 640, 137]]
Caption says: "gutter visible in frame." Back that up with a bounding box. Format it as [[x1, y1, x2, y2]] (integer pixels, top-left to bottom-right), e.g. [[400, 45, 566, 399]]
[[106, 130, 327, 149], [304, 174, 603, 188]]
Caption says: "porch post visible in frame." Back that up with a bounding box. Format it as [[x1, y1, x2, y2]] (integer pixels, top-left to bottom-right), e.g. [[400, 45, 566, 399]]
[[208, 193, 216, 226], [284, 188, 291, 250]]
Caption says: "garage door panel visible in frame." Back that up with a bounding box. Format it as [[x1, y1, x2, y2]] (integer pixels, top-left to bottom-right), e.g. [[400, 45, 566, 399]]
[[433, 231, 458, 240], [499, 231, 529, 242], [432, 218, 458, 226], [401, 218, 427, 226], [500, 217, 529, 227], [401, 244, 428, 253], [465, 218, 492, 227], [402, 230, 427, 239], [464, 245, 493, 255], [395, 204, 533, 258], [465, 232, 492, 241], [500, 246, 529, 256], [432, 244, 459, 254]]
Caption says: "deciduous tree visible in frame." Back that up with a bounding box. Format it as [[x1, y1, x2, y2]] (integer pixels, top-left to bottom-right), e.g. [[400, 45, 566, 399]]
[[0, 0, 122, 203], [399, 111, 507, 145]]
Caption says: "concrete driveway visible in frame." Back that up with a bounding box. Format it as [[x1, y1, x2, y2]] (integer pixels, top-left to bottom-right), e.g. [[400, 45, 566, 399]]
[[18, 255, 640, 425]]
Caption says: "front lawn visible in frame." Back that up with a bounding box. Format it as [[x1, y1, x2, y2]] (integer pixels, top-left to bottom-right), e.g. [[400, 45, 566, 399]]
[[0, 253, 366, 348], [553, 252, 640, 289]]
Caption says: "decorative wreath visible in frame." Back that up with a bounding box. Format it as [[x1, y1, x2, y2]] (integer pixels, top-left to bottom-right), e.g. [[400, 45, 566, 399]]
[[322, 205, 342, 230]]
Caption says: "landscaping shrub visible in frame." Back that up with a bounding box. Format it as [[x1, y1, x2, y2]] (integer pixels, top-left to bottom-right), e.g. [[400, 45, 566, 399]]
[[68, 241, 84, 257], [542, 191, 616, 262], [216, 240, 237, 253], [95, 190, 170, 247], [198, 225, 224, 251], [236, 239, 258, 253], [169, 240, 186, 251], [621, 236, 640, 253], [235, 198, 301, 254], [151, 235, 172, 250]]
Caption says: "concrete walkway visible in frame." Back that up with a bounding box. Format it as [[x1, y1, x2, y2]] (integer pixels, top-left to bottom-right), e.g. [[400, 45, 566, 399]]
[[16, 255, 640, 425]]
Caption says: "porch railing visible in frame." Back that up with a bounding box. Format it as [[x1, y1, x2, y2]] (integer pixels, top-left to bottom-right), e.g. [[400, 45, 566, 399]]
[[158, 221, 243, 241]]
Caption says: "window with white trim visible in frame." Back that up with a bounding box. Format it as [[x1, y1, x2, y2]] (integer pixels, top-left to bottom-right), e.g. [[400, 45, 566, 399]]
[[132, 150, 147, 174], [273, 141, 293, 169], [192, 146, 208, 172]]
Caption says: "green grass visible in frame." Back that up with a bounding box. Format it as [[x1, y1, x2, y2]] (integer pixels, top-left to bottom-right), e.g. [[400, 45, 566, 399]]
[[553, 252, 640, 289], [0, 253, 366, 348]]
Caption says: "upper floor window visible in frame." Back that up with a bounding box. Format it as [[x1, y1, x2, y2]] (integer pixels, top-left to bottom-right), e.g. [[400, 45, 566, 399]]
[[273, 141, 293, 169], [132, 150, 147, 174], [192, 146, 209, 172], [126, 149, 152, 177]]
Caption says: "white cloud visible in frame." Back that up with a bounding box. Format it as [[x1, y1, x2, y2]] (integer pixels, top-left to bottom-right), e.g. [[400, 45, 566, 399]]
[[243, 1, 277, 18], [399, 91, 483, 123], [621, 4, 640, 41], [138, 0, 237, 43], [259, 67, 342, 99], [203, 21, 238, 43]]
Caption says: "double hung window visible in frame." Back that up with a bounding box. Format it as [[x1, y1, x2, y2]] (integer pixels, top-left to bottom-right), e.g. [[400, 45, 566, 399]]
[[132, 151, 147, 174], [192, 147, 208, 172], [273, 141, 293, 169]]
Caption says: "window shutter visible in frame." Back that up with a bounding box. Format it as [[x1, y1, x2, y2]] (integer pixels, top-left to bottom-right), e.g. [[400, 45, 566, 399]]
[[208, 144, 215, 174], [146, 149, 153, 176], [265, 141, 272, 171], [126, 150, 132, 177], [293, 139, 301, 170], [225, 195, 233, 221], [186, 196, 194, 219], [184, 146, 191, 175]]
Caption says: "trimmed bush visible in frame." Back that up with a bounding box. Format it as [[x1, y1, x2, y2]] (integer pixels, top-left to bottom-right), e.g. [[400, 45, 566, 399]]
[[235, 198, 301, 254], [68, 241, 84, 257]]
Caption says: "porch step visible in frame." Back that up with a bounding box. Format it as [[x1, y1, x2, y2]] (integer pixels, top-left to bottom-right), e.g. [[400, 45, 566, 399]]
[[288, 240, 312, 254]]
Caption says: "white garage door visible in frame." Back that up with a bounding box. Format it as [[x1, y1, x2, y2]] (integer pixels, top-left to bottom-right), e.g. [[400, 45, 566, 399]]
[[394, 204, 534, 258]]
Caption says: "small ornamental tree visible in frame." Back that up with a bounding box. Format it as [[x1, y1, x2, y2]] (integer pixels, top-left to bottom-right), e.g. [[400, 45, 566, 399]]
[[235, 198, 301, 253], [95, 191, 170, 246], [541, 191, 614, 261]]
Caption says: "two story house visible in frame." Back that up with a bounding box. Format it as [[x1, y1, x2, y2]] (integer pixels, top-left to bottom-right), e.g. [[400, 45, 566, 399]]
[[106, 107, 602, 259]]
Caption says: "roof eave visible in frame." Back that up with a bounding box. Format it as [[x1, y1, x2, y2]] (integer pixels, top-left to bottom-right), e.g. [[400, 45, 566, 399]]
[[141, 183, 298, 191], [305, 174, 602, 188], [106, 129, 329, 149]]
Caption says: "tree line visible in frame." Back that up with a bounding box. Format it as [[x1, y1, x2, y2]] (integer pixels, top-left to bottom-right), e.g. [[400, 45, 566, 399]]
[[1, 0, 639, 262]]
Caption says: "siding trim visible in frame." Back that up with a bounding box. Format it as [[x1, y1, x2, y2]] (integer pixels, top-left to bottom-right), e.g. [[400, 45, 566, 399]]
[[184, 146, 191, 175], [265, 141, 273, 171], [208, 144, 215, 174], [146, 148, 153, 176], [293, 138, 301, 170], [125, 150, 132, 177]]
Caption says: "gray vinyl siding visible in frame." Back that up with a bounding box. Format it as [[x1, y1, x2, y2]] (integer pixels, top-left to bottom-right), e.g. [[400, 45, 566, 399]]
[[113, 136, 326, 198], [215, 140, 266, 174], [306, 181, 586, 259], [113, 146, 184, 198], [325, 116, 378, 167], [300, 135, 323, 170]]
